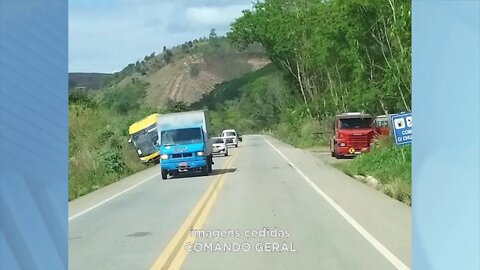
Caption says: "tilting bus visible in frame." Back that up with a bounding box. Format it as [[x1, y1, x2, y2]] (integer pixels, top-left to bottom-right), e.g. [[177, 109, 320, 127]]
[[128, 113, 161, 164]]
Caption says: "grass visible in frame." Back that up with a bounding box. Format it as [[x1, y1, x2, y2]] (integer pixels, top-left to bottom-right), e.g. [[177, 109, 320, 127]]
[[273, 116, 331, 149], [68, 93, 152, 201], [334, 137, 412, 205]]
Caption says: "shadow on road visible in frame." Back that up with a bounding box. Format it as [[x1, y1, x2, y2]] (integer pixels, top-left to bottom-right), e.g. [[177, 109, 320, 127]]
[[210, 168, 237, 176], [213, 155, 230, 158], [168, 168, 237, 180]]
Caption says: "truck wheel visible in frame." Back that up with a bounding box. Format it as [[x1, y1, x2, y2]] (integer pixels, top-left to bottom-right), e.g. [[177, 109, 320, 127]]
[[330, 142, 335, 157], [201, 166, 209, 176], [161, 169, 168, 180], [207, 156, 213, 173], [235, 144, 238, 148], [224, 151, 228, 157], [332, 145, 340, 159]]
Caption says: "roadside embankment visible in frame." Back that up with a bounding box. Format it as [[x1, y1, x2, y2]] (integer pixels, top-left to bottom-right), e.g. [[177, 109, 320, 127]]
[[332, 138, 412, 205]]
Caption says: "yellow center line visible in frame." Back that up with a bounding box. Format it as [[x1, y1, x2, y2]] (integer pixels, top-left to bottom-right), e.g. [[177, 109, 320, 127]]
[[150, 150, 239, 270]]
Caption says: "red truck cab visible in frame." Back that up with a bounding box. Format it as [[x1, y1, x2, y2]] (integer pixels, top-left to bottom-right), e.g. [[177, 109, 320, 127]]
[[330, 113, 375, 159], [372, 115, 391, 138]]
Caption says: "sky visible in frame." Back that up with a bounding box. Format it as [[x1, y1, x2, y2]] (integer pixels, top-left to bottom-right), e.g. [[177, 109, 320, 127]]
[[69, 0, 253, 73]]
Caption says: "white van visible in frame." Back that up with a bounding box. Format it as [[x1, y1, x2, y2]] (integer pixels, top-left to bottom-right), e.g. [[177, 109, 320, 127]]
[[221, 129, 238, 148]]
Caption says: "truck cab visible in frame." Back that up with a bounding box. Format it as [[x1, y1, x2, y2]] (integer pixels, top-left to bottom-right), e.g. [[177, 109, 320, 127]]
[[157, 110, 213, 179], [330, 113, 375, 159], [372, 115, 391, 138]]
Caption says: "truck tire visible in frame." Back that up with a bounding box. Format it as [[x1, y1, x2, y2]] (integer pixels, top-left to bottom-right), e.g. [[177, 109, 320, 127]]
[[331, 143, 340, 159], [201, 166, 209, 176], [224, 151, 228, 157], [207, 156, 213, 173], [334, 149, 341, 159], [161, 169, 168, 180]]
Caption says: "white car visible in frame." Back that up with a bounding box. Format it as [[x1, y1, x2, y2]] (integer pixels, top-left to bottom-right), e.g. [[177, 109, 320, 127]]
[[221, 129, 238, 148], [211, 137, 229, 156]]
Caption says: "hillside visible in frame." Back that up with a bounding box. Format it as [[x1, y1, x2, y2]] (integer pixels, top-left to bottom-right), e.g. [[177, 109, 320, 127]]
[[69, 73, 112, 90], [108, 38, 269, 106]]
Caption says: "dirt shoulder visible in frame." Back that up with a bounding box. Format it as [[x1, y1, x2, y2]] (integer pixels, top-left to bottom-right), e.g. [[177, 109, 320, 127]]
[[306, 146, 353, 166]]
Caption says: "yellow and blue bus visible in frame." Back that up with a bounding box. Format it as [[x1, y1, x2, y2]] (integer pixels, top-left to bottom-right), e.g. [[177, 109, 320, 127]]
[[128, 113, 160, 163]]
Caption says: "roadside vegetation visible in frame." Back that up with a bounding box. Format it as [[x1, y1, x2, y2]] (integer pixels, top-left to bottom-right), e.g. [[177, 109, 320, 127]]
[[68, 82, 155, 200]]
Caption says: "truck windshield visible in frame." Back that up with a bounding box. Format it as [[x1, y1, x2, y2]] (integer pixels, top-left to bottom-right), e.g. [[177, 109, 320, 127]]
[[224, 132, 236, 137], [375, 119, 389, 128], [339, 118, 372, 129], [131, 124, 158, 156], [161, 127, 203, 145]]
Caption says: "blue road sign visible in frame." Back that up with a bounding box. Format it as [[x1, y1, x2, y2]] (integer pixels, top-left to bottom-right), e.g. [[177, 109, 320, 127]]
[[390, 112, 412, 146]]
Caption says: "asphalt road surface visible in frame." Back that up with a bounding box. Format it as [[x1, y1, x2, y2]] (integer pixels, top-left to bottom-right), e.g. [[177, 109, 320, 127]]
[[69, 135, 411, 270]]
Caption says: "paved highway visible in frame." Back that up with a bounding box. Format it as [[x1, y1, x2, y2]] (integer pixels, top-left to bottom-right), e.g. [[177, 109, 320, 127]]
[[69, 135, 411, 270]]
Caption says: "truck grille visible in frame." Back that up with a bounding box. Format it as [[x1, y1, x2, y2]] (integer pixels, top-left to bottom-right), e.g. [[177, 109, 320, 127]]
[[172, 153, 193, 158], [225, 138, 234, 143], [349, 135, 369, 147]]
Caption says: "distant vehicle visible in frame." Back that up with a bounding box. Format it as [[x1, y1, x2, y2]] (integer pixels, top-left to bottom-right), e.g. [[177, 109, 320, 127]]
[[157, 110, 214, 180], [221, 129, 238, 148], [128, 113, 161, 164], [372, 115, 391, 138], [211, 137, 228, 156], [330, 112, 375, 159], [237, 133, 243, 142]]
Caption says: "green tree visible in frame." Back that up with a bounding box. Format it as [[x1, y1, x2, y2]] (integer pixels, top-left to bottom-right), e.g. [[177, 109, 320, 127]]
[[163, 49, 173, 63], [102, 81, 149, 114], [165, 100, 190, 113], [228, 0, 411, 118], [209, 28, 217, 39]]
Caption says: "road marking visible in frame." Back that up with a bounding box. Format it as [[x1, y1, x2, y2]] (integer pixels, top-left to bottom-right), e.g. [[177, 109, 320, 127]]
[[68, 173, 160, 221], [150, 151, 239, 270], [263, 136, 410, 270]]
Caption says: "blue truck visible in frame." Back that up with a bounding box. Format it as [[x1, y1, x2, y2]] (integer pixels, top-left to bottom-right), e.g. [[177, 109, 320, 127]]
[[156, 110, 214, 180]]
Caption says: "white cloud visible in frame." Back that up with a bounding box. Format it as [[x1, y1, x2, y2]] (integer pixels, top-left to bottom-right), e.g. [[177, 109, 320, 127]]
[[69, 1, 253, 73], [186, 5, 250, 29]]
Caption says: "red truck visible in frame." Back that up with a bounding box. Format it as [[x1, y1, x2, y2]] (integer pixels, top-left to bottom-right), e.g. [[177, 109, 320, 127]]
[[330, 113, 375, 159], [372, 114, 391, 138]]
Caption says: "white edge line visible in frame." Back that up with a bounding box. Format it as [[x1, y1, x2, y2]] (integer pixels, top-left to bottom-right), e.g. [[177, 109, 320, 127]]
[[262, 136, 410, 270], [68, 173, 160, 221]]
